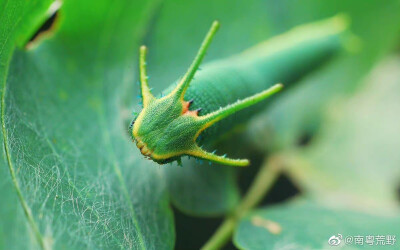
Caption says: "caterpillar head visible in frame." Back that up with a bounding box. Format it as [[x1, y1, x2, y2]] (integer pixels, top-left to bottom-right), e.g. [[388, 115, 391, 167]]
[[131, 21, 282, 167]]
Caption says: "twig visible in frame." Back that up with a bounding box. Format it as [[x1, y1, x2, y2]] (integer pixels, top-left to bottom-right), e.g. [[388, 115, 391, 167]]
[[201, 156, 282, 250]]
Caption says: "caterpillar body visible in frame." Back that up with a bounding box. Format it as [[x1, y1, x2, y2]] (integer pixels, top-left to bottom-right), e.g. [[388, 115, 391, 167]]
[[131, 15, 349, 167]]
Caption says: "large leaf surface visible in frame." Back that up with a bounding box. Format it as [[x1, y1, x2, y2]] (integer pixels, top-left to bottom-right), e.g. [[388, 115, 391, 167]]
[[1, 1, 54, 248], [1, 0, 174, 249], [234, 200, 400, 250]]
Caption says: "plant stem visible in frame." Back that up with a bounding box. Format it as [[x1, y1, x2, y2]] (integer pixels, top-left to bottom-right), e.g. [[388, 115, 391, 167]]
[[201, 217, 236, 250], [201, 156, 282, 250]]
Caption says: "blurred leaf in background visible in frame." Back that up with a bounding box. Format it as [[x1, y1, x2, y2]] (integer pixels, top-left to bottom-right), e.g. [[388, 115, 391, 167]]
[[234, 200, 400, 249], [248, 1, 400, 151], [284, 57, 400, 213], [232, 56, 400, 249]]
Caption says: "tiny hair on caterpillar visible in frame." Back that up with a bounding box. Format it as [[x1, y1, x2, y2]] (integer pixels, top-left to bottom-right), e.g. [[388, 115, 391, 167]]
[[130, 15, 352, 167]]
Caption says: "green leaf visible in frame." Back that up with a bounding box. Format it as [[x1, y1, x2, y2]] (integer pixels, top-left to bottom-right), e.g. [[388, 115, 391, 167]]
[[0, 0, 54, 48], [1, 1, 53, 248], [234, 200, 400, 250], [0, 0, 53, 97], [283, 57, 400, 212], [0, 0, 174, 249]]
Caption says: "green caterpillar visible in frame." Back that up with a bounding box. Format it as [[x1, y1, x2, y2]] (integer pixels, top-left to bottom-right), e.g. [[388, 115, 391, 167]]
[[131, 15, 349, 167]]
